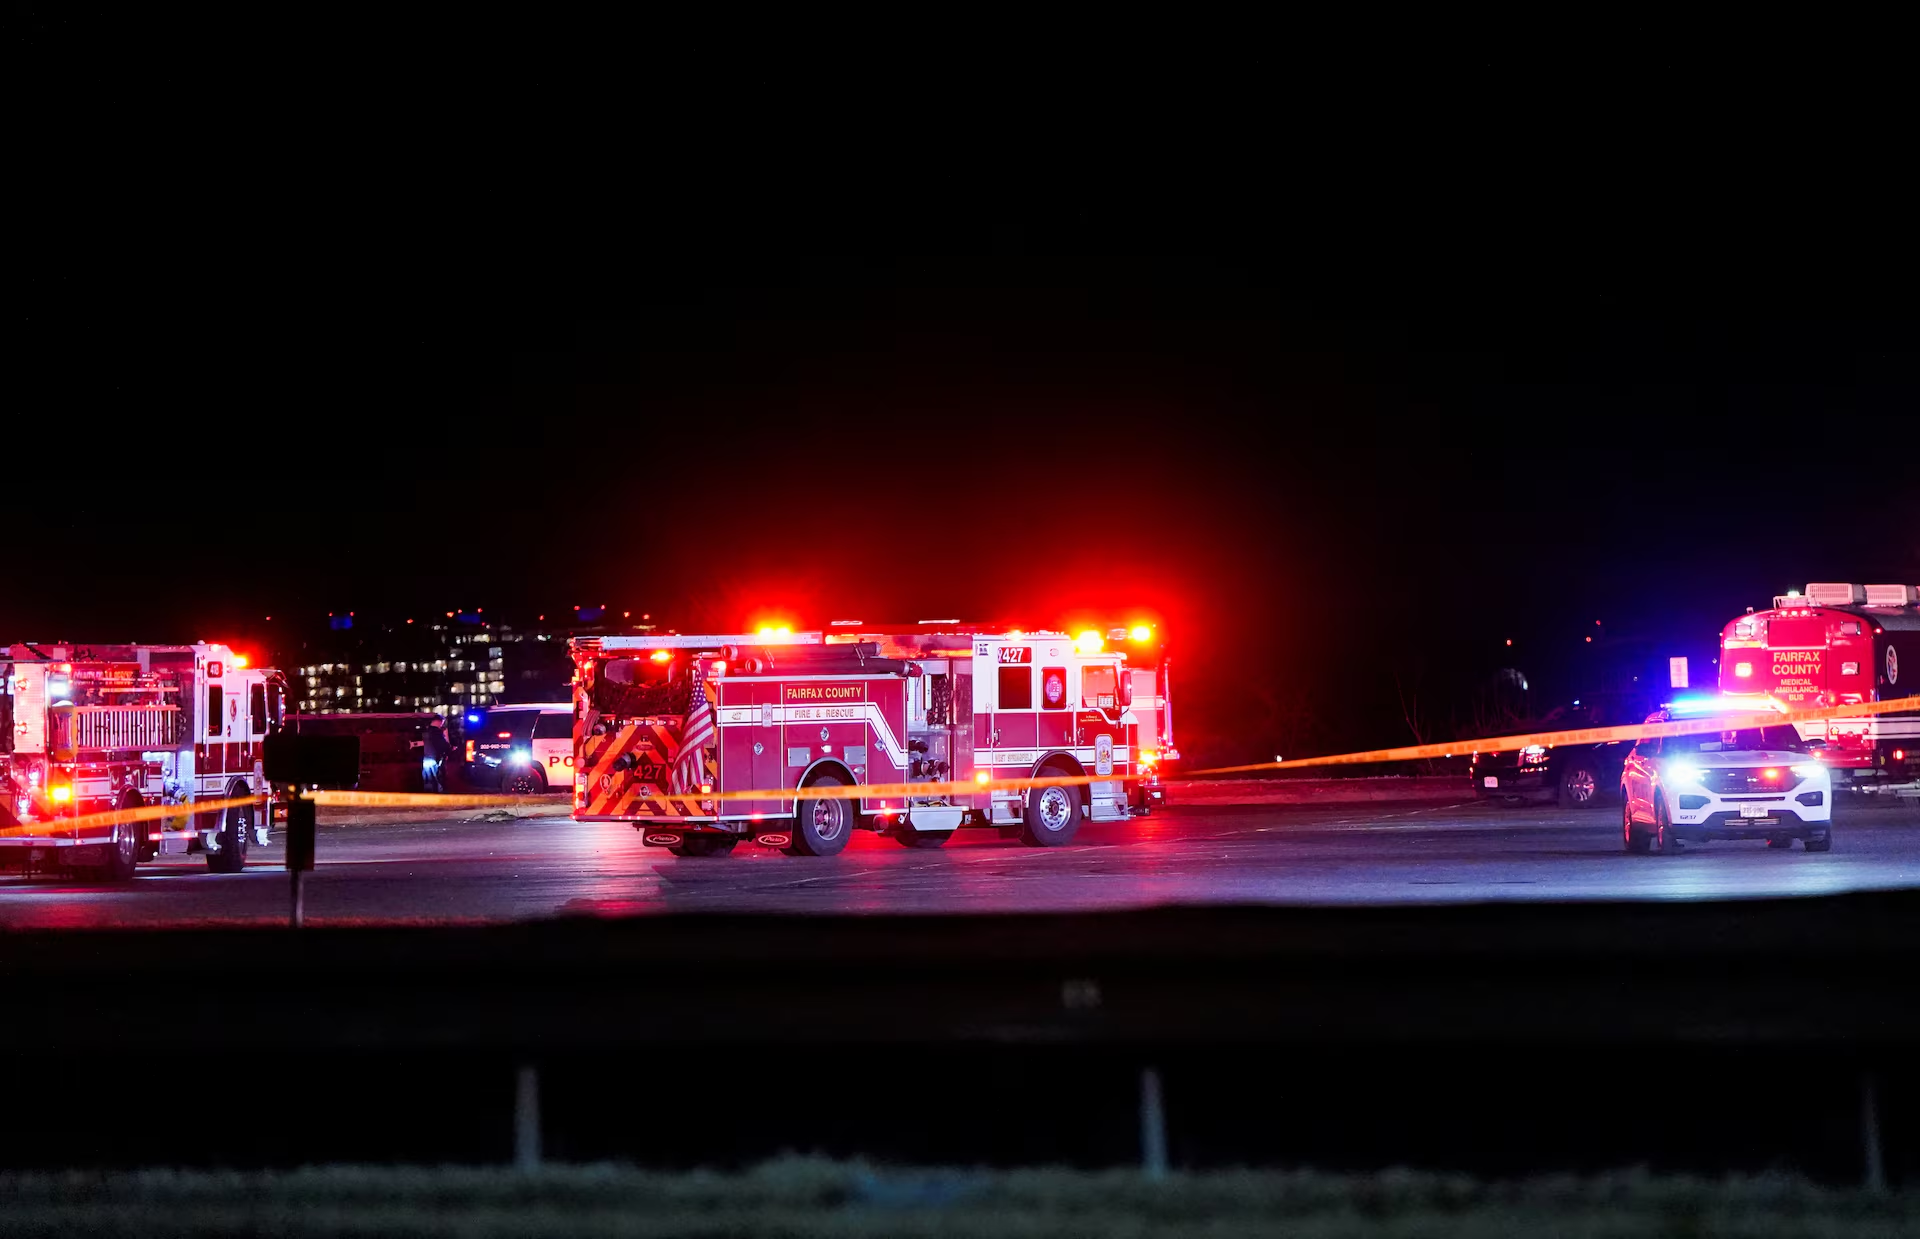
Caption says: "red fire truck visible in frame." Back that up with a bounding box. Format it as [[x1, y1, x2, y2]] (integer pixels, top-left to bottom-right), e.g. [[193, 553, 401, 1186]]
[[1718, 583, 1920, 783], [571, 628, 1153, 856], [1, 642, 284, 879]]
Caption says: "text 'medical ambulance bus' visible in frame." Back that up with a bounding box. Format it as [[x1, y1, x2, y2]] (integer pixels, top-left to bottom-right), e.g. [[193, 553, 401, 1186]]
[[1718, 582, 1920, 784]]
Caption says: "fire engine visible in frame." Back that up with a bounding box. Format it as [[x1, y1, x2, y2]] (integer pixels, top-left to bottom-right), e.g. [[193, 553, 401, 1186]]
[[1718, 583, 1920, 783], [571, 627, 1154, 856], [1, 642, 284, 879]]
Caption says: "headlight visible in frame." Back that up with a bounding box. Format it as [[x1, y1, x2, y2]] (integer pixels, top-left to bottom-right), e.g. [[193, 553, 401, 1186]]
[[508, 749, 531, 765], [1790, 763, 1821, 779], [1666, 762, 1704, 785]]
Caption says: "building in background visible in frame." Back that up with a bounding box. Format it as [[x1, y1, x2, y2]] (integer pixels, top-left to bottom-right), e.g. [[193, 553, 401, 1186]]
[[278, 606, 662, 730]]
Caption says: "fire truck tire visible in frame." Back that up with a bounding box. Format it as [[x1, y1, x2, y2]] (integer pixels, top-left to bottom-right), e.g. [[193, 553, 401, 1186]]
[[130, 789, 159, 861], [503, 765, 548, 797], [205, 782, 253, 874], [103, 791, 142, 882], [1021, 778, 1083, 847], [789, 774, 854, 857], [668, 835, 737, 858]]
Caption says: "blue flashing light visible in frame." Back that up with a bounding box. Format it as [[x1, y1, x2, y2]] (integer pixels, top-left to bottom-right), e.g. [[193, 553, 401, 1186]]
[[456, 611, 482, 624], [466, 713, 481, 725], [577, 606, 605, 622], [328, 614, 354, 631], [1667, 694, 1731, 715]]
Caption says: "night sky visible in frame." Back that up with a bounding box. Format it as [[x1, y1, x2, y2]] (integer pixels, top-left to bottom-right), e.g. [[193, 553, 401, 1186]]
[[16, 252, 1917, 763]]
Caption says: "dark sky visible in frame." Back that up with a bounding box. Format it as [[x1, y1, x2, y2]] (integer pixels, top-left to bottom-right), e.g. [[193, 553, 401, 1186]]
[[19, 256, 1916, 761]]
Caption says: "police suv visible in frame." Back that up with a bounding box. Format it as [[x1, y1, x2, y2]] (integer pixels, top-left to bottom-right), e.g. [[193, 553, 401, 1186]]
[[465, 702, 573, 795], [1620, 703, 1834, 854]]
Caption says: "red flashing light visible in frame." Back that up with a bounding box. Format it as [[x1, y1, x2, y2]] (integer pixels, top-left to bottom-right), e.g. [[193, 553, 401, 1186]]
[[1897, 750, 1907, 762], [649, 650, 672, 663], [710, 660, 728, 676], [232, 655, 249, 669], [1762, 768, 1781, 781], [1129, 625, 1152, 642], [1505, 639, 1513, 646], [974, 771, 991, 785], [497, 731, 512, 739], [700, 783, 713, 795], [49, 784, 73, 804]]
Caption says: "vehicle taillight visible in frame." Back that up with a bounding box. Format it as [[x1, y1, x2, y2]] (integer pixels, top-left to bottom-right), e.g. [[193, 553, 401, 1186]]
[[497, 731, 512, 739], [465, 740, 475, 761]]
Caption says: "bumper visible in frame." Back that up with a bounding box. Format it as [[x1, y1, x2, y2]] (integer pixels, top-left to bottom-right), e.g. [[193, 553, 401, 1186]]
[[1473, 769, 1554, 800], [1671, 808, 1830, 842]]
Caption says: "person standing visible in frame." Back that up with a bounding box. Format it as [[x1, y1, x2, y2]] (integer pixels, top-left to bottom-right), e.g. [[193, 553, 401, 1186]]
[[422, 715, 451, 793]]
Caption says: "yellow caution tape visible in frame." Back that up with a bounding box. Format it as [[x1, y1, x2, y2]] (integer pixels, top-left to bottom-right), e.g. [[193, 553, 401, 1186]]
[[18, 693, 1909, 837], [1194, 693, 1920, 776], [0, 795, 261, 841]]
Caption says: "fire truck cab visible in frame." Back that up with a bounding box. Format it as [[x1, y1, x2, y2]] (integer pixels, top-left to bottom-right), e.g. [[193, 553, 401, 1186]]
[[1718, 583, 1920, 784], [1, 642, 282, 879], [572, 629, 1146, 857]]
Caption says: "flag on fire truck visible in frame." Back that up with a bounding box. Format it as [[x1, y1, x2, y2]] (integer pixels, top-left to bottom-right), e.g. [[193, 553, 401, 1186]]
[[671, 670, 715, 795]]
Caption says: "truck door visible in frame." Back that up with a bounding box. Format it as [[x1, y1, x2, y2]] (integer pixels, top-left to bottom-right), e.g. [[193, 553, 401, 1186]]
[[988, 646, 1037, 766], [949, 659, 981, 814]]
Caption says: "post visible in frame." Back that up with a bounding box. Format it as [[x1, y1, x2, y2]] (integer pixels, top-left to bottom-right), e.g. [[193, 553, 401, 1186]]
[[514, 1064, 542, 1170], [1139, 1066, 1168, 1179], [1862, 1072, 1886, 1192], [285, 793, 316, 930]]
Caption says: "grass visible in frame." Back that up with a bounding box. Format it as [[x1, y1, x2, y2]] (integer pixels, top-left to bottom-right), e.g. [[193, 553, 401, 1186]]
[[1, 1158, 1915, 1237]]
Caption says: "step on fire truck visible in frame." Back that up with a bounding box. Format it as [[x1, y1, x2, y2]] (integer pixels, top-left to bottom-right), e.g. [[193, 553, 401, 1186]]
[[571, 627, 1159, 856], [1, 643, 284, 879], [1719, 583, 1920, 785]]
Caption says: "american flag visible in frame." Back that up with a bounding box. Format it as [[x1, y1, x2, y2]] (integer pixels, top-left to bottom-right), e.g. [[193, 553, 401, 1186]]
[[670, 670, 716, 795]]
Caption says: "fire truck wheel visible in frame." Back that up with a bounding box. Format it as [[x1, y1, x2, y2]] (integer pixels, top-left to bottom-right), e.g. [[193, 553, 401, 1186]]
[[104, 791, 142, 882], [1021, 779, 1083, 847], [206, 783, 253, 874], [667, 835, 738, 858], [789, 775, 854, 857], [503, 765, 548, 797], [129, 789, 158, 861]]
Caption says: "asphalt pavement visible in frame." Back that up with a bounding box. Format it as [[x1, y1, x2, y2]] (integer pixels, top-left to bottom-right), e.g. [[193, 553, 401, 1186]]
[[3, 797, 1919, 928]]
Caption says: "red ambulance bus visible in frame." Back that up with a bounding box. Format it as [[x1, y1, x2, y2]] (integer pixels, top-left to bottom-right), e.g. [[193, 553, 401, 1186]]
[[1718, 583, 1920, 784]]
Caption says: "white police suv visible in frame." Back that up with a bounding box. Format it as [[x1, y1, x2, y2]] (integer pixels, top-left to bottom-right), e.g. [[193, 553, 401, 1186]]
[[465, 702, 573, 795], [1620, 703, 1833, 853]]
